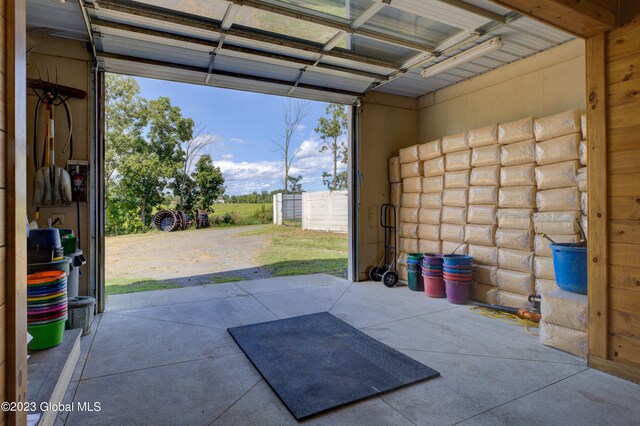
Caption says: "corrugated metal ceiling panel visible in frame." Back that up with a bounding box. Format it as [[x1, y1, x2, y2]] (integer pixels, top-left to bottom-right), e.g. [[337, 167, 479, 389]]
[[28, 0, 578, 103], [385, 16, 575, 97]]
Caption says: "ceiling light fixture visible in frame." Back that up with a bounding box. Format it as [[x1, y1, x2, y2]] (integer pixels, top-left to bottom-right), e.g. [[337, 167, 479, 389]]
[[420, 37, 504, 79]]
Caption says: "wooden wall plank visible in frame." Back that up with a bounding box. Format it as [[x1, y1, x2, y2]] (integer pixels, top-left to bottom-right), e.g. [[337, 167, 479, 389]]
[[607, 149, 640, 174], [610, 287, 640, 315], [0, 248, 4, 307], [608, 219, 640, 243], [0, 131, 4, 188], [5, 1, 28, 422], [608, 102, 640, 128], [609, 264, 640, 290], [589, 354, 640, 383], [606, 51, 640, 84], [608, 173, 640, 196], [607, 78, 640, 107], [489, 0, 615, 37], [586, 32, 609, 359], [620, 3, 640, 25], [610, 310, 640, 340], [609, 334, 640, 366], [609, 242, 640, 266], [0, 304, 4, 366], [608, 197, 640, 220], [608, 124, 640, 152], [607, 26, 640, 60]]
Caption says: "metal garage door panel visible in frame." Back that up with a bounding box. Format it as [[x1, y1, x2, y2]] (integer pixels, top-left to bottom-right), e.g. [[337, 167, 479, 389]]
[[99, 34, 211, 68], [298, 69, 373, 93]]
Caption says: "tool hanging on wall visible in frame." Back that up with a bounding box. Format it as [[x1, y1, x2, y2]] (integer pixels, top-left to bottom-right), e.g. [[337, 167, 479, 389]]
[[30, 65, 87, 205]]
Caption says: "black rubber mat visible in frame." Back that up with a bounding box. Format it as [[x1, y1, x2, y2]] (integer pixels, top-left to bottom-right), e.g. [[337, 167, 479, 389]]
[[228, 311, 440, 420]]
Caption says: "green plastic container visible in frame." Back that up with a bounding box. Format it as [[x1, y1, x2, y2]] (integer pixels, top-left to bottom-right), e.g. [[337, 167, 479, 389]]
[[28, 319, 66, 350], [407, 259, 424, 292], [408, 252, 423, 262]]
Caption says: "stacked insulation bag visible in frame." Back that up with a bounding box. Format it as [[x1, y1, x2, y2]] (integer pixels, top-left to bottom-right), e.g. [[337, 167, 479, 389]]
[[533, 109, 588, 357], [441, 132, 470, 255], [418, 139, 443, 254], [578, 114, 588, 234], [466, 124, 500, 303], [397, 144, 422, 281], [495, 117, 537, 309], [27, 270, 68, 350]]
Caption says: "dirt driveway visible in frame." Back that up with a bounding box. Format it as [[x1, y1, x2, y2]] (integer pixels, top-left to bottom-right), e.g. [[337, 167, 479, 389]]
[[106, 225, 272, 287]]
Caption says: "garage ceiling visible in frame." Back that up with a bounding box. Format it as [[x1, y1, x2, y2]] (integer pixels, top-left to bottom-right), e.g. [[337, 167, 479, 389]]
[[27, 0, 574, 104]]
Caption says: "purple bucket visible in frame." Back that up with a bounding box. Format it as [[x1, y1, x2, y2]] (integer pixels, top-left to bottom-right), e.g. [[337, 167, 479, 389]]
[[444, 279, 470, 304]]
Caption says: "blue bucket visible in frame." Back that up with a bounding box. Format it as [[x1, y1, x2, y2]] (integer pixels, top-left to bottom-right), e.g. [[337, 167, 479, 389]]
[[550, 243, 587, 294]]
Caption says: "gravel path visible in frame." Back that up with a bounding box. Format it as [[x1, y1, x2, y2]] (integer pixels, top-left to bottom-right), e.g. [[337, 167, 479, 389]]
[[106, 225, 272, 287]]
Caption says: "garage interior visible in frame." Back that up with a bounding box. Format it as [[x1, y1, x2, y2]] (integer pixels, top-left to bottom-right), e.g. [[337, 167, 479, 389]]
[[1, 0, 640, 424]]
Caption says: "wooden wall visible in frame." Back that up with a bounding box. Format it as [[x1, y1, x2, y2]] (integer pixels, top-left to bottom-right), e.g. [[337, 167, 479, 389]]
[[587, 15, 640, 379], [3, 0, 28, 424], [0, 0, 7, 420]]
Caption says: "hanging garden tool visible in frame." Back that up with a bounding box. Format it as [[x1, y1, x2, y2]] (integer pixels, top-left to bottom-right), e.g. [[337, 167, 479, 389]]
[[30, 65, 86, 205]]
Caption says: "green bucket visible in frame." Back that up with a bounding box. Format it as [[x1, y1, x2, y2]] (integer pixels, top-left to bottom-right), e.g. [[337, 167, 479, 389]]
[[407, 252, 423, 261], [28, 319, 66, 350], [407, 258, 424, 292]]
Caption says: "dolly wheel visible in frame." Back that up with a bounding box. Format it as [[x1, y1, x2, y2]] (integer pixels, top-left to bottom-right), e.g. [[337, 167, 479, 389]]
[[382, 271, 398, 288], [369, 267, 383, 282]]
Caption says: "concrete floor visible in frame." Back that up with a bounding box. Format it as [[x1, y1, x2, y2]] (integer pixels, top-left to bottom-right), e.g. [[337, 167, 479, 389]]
[[59, 274, 639, 425]]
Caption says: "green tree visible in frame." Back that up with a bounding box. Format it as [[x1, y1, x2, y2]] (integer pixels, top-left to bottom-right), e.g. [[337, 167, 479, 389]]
[[193, 154, 225, 210], [315, 103, 348, 190], [117, 153, 166, 226], [105, 74, 198, 234], [105, 74, 147, 188], [287, 175, 303, 193], [175, 125, 218, 210]]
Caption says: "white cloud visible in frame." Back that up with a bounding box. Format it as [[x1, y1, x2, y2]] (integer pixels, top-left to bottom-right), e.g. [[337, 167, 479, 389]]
[[221, 153, 234, 159], [213, 137, 346, 195], [229, 137, 246, 144]]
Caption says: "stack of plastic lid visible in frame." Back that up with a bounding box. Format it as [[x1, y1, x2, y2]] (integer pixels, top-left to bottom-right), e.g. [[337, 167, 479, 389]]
[[442, 254, 474, 304], [27, 270, 68, 350], [422, 253, 445, 298]]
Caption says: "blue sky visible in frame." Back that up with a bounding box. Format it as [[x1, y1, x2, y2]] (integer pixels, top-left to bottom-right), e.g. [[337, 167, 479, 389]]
[[135, 77, 348, 195]]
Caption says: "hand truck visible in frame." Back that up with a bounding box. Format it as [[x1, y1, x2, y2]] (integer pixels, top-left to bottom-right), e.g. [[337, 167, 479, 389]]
[[368, 203, 399, 287]]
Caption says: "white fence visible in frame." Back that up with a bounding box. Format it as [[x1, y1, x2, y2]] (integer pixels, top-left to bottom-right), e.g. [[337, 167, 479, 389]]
[[272, 193, 303, 225], [301, 191, 348, 233]]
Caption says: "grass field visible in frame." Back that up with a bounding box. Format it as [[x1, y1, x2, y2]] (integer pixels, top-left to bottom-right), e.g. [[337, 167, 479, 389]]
[[240, 225, 348, 277], [105, 277, 180, 295], [208, 202, 272, 226]]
